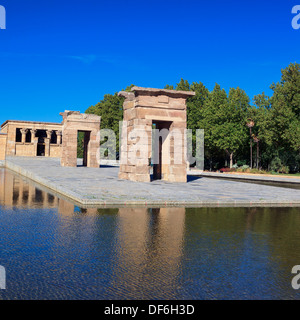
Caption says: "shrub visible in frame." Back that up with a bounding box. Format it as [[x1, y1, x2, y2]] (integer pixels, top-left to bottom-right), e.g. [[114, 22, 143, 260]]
[[259, 170, 267, 174], [241, 165, 250, 170], [279, 166, 290, 174], [270, 157, 282, 172], [238, 165, 250, 173], [220, 167, 231, 173], [237, 160, 247, 166], [230, 168, 236, 172], [253, 169, 266, 174]]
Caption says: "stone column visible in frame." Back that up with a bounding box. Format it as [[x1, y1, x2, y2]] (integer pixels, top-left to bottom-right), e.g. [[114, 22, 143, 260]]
[[46, 130, 52, 140], [30, 129, 38, 156], [30, 129, 37, 142], [45, 130, 52, 157], [56, 130, 62, 145], [20, 128, 28, 144]]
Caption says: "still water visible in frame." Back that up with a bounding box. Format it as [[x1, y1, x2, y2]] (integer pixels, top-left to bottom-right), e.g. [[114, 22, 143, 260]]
[[0, 168, 300, 300]]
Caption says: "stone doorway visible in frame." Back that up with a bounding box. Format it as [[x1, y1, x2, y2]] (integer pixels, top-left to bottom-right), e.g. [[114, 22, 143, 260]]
[[60, 111, 101, 168], [79, 131, 91, 167], [152, 121, 172, 181], [118, 87, 195, 183], [36, 130, 46, 156], [37, 144, 45, 157]]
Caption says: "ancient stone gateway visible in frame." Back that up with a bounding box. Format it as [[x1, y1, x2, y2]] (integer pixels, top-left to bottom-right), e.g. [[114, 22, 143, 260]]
[[60, 111, 101, 168], [0, 133, 7, 161], [118, 87, 195, 183]]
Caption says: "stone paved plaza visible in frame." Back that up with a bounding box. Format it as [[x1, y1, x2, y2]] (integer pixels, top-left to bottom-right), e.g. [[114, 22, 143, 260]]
[[2, 157, 300, 207]]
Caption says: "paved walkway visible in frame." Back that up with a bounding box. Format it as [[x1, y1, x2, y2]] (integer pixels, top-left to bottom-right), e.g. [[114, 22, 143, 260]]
[[3, 157, 300, 207]]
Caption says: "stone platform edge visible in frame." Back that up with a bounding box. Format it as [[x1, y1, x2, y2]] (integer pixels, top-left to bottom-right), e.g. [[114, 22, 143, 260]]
[[2, 159, 300, 208], [190, 171, 300, 185]]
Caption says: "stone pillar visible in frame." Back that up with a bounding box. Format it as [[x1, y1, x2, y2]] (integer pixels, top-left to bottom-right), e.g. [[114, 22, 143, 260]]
[[46, 130, 52, 140], [30, 129, 37, 142], [167, 121, 187, 182], [56, 130, 62, 145], [119, 116, 152, 182], [20, 128, 28, 144], [30, 129, 38, 156], [45, 130, 52, 157]]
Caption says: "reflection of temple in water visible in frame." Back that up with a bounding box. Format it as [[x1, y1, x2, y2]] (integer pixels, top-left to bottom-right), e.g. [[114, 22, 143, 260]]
[[0, 169, 99, 215], [0, 169, 187, 298], [109, 207, 186, 299], [0, 168, 58, 209]]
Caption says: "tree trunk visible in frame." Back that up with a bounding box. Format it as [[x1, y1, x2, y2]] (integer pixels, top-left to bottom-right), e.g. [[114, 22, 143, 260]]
[[225, 150, 234, 169], [256, 142, 259, 169], [230, 153, 233, 168]]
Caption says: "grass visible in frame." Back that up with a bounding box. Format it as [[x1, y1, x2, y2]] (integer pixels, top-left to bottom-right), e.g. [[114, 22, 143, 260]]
[[270, 172, 300, 177], [223, 168, 300, 177]]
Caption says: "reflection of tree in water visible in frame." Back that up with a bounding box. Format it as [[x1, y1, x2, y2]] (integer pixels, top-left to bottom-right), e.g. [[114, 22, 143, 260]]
[[184, 207, 300, 299]]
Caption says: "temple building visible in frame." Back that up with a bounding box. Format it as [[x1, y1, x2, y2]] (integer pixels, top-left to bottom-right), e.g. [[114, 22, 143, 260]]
[[0, 120, 63, 158], [0, 111, 101, 168]]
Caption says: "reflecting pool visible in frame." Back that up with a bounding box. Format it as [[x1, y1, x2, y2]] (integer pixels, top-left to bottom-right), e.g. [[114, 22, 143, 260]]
[[0, 168, 300, 300]]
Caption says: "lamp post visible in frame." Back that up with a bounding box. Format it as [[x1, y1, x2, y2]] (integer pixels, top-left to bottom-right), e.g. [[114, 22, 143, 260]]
[[253, 135, 260, 169], [246, 119, 255, 169]]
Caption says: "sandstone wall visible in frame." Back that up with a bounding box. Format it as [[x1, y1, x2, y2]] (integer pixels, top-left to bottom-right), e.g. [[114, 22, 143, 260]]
[[49, 145, 62, 158], [15, 143, 36, 157], [0, 134, 7, 160]]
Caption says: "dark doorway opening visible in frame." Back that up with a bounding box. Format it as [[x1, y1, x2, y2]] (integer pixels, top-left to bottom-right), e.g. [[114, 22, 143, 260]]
[[50, 131, 57, 144], [152, 121, 172, 181], [15, 129, 22, 142], [36, 130, 47, 157], [37, 144, 45, 157], [25, 131, 31, 143], [36, 130, 47, 144], [78, 131, 91, 167], [153, 134, 162, 180]]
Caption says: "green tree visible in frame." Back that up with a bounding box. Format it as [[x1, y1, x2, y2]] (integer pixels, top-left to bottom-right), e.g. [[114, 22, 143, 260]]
[[270, 63, 300, 149], [176, 78, 190, 91], [188, 82, 209, 132], [164, 84, 174, 90], [215, 87, 249, 168], [252, 93, 274, 168], [198, 84, 228, 169]]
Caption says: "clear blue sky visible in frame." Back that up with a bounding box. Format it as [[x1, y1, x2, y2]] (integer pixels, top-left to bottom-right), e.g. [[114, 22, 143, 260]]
[[0, 0, 299, 124]]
